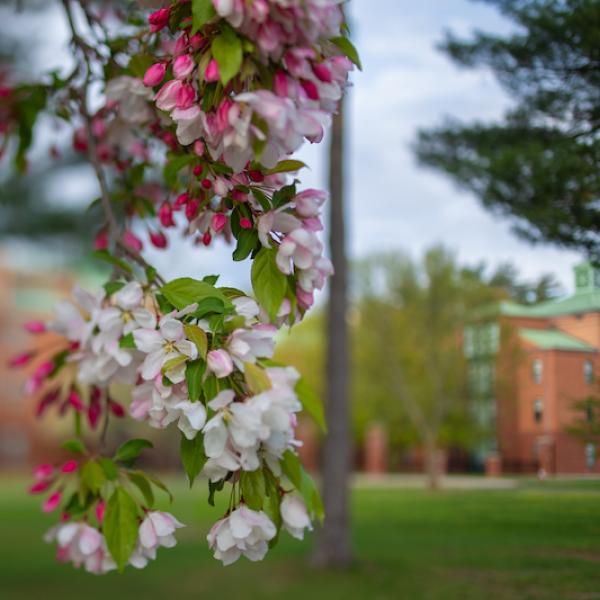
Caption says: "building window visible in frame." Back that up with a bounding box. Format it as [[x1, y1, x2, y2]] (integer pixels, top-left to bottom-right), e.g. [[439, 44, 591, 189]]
[[533, 398, 543, 424], [584, 360, 594, 385], [532, 359, 543, 384], [586, 443, 596, 469]]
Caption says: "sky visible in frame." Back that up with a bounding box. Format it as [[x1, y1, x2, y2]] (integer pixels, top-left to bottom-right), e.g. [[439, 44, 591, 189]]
[[2, 0, 583, 294]]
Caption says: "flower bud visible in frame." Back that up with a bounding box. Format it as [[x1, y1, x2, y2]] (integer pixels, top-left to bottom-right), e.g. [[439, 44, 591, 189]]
[[149, 230, 168, 249], [68, 391, 84, 413], [190, 33, 203, 50], [123, 230, 143, 252], [202, 231, 212, 246], [9, 351, 33, 368], [61, 460, 78, 474], [231, 189, 248, 202], [143, 63, 167, 87], [211, 213, 227, 233], [43, 491, 62, 513], [34, 464, 54, 481], [94, 230, 108, 250], [300, 79, 320, 101], [155, 80, 182, 112], [159, 201, 175, 227], [29, 480, 50, 495], [148, 7, 170, 32], [201, 178, 212, 190], [185, 198, 200, 221], [240, 217, 252, 229], [109, 400, 125, 417], [176, 83, 195, 109], [274, 70, 289, 97], [173, 54, 194, 80], [174, 33, 189, 56], [312, 62, 332, 83], [174, 192, 189, 209], [95, 500, 106, 524], [207, 349, 234, 379], [204, 59, 220, 82], [24, 320, 46, 334]]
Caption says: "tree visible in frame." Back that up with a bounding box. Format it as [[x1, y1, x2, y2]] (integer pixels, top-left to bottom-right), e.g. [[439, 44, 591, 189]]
[[415, 0, 600, 258], [2, 0, 360, 574], [354, 247, 491, 489], [314, 101, 354, 567]]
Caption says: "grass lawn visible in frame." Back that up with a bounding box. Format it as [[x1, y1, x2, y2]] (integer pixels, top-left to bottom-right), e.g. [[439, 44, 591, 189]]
[[2, 476, 600, 600]]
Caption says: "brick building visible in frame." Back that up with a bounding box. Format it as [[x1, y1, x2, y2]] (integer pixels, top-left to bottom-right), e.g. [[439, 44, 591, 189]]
[[465, 262, 600, 475]]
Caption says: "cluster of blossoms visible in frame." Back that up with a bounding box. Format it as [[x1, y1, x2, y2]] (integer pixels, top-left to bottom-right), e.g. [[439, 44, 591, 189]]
[[4, 0, 357, 575]]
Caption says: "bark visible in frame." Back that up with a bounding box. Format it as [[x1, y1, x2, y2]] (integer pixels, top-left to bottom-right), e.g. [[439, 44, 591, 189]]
[[423, 431, 441, 491], [313, 100, 353, 568]]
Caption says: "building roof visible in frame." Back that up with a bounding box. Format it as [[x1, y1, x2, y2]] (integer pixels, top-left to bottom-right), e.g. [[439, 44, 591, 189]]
[[498, 291, 600, 319], [518, 328, 597, 352]]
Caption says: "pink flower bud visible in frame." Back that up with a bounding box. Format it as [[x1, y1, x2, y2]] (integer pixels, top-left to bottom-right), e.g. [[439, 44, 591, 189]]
[[274, 70, 289, 97], [36, 390, 59, 417], [68, 391, 84, 412], [155, 79, 182, 112], [73, 128, 88, 152], [240, 217, 252, 229], [94, 230, 108, 250], [159, 201, 175, 227], [193, 164, 203, 177], [61, 460, 78, 474], [231, 189, 248, 202], [211, 213, 227, 233], [300, 79, 320, 101], [204, 59, 220, 82], [296, 287, 314, 310], [34, 463, 54, 481], [312, 62, 332, 83], [9, 351, 33, 368], [176, 83, 195, 109], [202, 231, 212, 246], [29, 480, 50, 494], [123, 230, 143, 252], [34, 361, 54, 380], [24, 320, 46, 334], [109, 400, 125, 417], [248, 170, 264, 183], [95, 500, 106, 524], [173, 54, 194, 79], [148, 7, 170, 33], [193, 140, 205, 156], [43, 491, 62, 513], [143, 62, 166, 87], [207, 349, 234, 379], [190, 33, 203, 50], [174, 192, 189, 209], [185, 198, 200, 221], [91, 117, 106, 138], [88, 393, 102, 429], [149, 230, 168, 249], [174, 33, 189, 55], [200, 178, 212, 190]]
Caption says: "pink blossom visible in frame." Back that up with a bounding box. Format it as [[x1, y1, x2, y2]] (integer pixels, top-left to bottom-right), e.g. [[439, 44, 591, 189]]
[[207, 349, 234, 379], [211, 213, 227, 233], [150, 230, 168, 249], [204, 59, 220, 82], [240, 217, 252, 229], [173, 54, 194, 80], [174, 33, 189, 56], [95, 500, 106, 524], [68, 391, 84, 412], [9, 351, 33, 367], [274, 70, 289, 97], [294, 189, 327, 217], [148, 7, 170, 33], [29, 480, 50, 494], [24, 320, 46, 334], [61, 460, 78, 474], [176, 83, 195, 109], [143, 63, 166, 87], [159, 201, 175, 228], [313, 62, 332, 83], [123, 230, 143, 252], [155, 80, 182, 112], [94, 230, 108, 250], [174, 192, 189, 209], [34, 463, 54, 481], [43, 491, 62, 513]]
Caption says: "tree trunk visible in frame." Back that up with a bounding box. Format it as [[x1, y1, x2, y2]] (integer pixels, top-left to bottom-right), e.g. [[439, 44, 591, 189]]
[[423, 432, 441, 491], [313, 99, 353, 568]]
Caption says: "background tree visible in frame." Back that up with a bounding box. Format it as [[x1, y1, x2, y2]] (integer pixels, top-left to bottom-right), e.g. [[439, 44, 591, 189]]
[[415, 0, 600, 258]]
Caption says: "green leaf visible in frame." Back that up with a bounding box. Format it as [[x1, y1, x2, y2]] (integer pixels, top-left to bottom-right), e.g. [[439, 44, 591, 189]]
[[128, 54, 154, 78], [61, 439, 86, 455], [208, 478, 225, 506], [203, 373, 219, 401], [240, 469, 266, 510], [98, 458, 119, 481], [163, 155, 195, 188], [162, 354, 188, 374], [161, 277, 228, 310], [244, 362, 272, 395], [119, 332, 136, 349], [93, 250, 133, 274], [180, 433, 207, 487], [127, 471, 155, 508], [114, 438, 153, 464], [251, 248, 287, 321], [15, 85, 47, 172], [331, 36, 362, 70], [81, 460, 106, 493], [265, 160, 307, 175], [191, 0, 216, 34], [295, 377, 327, 432], [184, 324, 208, 359], [281, 450, 324, 522], [233, 228, 259, 262], [212, 26, 243, 86], [191, 297, 227, 319], [104, 281, 125, 296], [145, 473, 173, 503], [185, 359, 206, 402], [104, 487, 140, 571]]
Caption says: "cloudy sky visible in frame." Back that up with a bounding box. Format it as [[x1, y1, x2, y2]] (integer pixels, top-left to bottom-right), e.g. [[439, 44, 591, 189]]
[[4, 0, 582, 294]]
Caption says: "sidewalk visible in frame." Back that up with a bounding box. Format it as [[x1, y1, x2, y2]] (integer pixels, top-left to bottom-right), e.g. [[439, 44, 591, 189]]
[[353, 473, 518, 490]]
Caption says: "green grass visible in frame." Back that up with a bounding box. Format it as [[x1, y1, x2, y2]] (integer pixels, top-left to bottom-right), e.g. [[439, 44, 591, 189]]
[[2, 477, 600, 600]]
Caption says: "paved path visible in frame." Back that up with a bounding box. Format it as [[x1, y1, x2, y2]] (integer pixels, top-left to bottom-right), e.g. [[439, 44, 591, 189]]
[[353, 474, 518, 490]]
